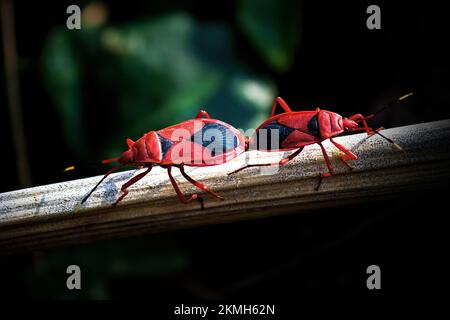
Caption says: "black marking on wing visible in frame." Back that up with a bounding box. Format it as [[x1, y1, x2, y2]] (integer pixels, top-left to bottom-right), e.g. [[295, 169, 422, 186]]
[[190, 122, 238, 156], [307, 113, 320, 136], [256, 121, 295, 150], [158, 134, 175, 158]]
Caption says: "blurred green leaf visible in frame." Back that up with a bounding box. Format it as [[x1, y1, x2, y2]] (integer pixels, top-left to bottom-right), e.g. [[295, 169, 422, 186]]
[[42, 12, 276, 160], [238, 0, 302, 72], [42, 29, 83, 156]]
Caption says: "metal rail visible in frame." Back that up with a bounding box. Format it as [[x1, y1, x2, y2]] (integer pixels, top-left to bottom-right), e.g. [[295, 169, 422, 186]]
[[1, 119, 450, 254]]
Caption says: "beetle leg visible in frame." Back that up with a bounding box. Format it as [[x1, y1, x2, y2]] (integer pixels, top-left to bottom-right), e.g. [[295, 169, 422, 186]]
[[339, 155, 353, 170], [316, 142, 335, 191], [167, 167, 204, 209], [195, 110, 211, 119], [113, 166, 152, 206], [329, 137, 357, 162], [317, 142, 334, 176], [179, 165, 224, 200], [348, 113, 373, 134], [270, 97, 293, 116], [228, 147, 304, 175], [329, 138, 358, 171]]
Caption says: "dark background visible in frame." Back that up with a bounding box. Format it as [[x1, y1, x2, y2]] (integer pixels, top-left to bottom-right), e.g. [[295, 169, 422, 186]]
[[0, 0, 448, 300]]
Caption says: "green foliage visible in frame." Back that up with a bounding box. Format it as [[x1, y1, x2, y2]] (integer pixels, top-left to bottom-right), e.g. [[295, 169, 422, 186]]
[[238, 0, 302, 72], [42, 13, 276, 160], [42, 29, 82, 155]]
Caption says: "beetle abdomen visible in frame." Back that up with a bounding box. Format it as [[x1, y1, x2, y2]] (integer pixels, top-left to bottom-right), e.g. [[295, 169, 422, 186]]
[[157, 118, 246, 166], [190, 122, 238, 156], [254, 121, 294, 150]]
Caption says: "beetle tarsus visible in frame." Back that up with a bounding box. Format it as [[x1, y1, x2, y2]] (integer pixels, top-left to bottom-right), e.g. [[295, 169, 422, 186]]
[[316, 172, 332, 191], [196, 195, 205, 210]]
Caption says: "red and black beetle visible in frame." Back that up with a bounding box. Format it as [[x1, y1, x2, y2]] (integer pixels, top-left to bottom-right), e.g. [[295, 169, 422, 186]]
[[82, 110, 246, 207], [231, 94, 411, 181]]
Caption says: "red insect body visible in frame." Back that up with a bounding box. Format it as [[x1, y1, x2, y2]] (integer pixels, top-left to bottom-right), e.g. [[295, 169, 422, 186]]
[[119, 118, 245, 167], [231, 97, 378, 181], [83, 110, 246, 207]]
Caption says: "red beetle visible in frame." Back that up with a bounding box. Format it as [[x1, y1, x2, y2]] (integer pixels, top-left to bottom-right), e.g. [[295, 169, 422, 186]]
[[231, 94, 411, 183], [82, 110, 246, 207]]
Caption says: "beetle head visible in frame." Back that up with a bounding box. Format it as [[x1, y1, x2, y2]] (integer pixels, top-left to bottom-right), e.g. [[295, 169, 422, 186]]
[[118, 149, 134, 164], [342, 117, 359, 132]]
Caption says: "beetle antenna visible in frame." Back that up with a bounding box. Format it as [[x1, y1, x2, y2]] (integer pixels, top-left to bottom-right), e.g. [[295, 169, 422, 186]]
[[373, 92, 413, 117], [62, 165, 76, 172], [374, 130, 403, 150], [63, 157, 120, 173], [81, 164, 124, 204], [366, 93, 413, 150], [102, 157, 120, 164]]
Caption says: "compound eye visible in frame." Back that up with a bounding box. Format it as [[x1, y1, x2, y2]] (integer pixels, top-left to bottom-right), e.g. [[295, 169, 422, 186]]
[[307, 114, 320, 136]]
